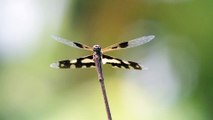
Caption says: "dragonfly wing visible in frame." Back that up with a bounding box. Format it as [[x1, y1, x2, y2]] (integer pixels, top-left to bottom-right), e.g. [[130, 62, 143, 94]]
[[102, 54, 142, 70], [50, 55, 95, 69], [51, 35, 93, 51], [102, 35, 155, 53]]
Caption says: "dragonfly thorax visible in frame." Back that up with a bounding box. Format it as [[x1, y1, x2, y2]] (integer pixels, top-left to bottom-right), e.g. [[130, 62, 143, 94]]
[[93, 45, 101, 52]]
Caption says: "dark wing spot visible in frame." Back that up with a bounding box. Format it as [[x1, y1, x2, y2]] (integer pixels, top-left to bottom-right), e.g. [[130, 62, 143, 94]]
[[75, 55, 95, 68], [119, 42, 128, 48], [112, 46, 118, 49], [74, 42, 83, 48], [129, 62, 142, 70], [59, 60, 71, 68], [84, 63, 95, 68]]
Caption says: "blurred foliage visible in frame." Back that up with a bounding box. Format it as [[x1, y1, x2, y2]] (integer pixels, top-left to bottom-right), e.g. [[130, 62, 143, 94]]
[[0, 0, 213, 120]]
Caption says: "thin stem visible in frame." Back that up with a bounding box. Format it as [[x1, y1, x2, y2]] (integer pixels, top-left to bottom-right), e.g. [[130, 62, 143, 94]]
[[93, 52, 112, 120], [99, 78, 112, 120]]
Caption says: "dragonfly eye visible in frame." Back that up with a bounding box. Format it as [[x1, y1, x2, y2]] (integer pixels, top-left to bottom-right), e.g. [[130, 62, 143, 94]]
[[93, 45, 101, 52]]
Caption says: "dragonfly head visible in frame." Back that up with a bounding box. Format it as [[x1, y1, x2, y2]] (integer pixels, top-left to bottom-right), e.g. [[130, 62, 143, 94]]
[[93, 45, 101, 52]]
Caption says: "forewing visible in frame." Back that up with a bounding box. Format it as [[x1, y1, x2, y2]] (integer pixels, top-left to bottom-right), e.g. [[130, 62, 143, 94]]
[[102, 35, 155, 53], [102, 55, 142, 70], [50, 55, 95, 69], [51, 35, 93, 51]]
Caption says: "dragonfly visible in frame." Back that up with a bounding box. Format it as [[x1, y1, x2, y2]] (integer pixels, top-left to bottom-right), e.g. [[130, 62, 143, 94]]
[[50, 35, 155, 70], [50, 35, 155, 120]]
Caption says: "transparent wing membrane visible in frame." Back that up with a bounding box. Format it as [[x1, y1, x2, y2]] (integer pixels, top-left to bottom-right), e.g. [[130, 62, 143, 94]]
[[51, 35, 93, 51], [102, 35, 155, 53]]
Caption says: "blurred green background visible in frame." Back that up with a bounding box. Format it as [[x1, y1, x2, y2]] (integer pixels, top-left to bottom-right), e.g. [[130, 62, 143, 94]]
[[0, 0, 212, 120]]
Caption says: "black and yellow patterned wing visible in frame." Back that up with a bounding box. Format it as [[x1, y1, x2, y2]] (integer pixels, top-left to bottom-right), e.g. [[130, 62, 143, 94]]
[[102, 54, 143, 70], [50, 55, 95, 69]]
